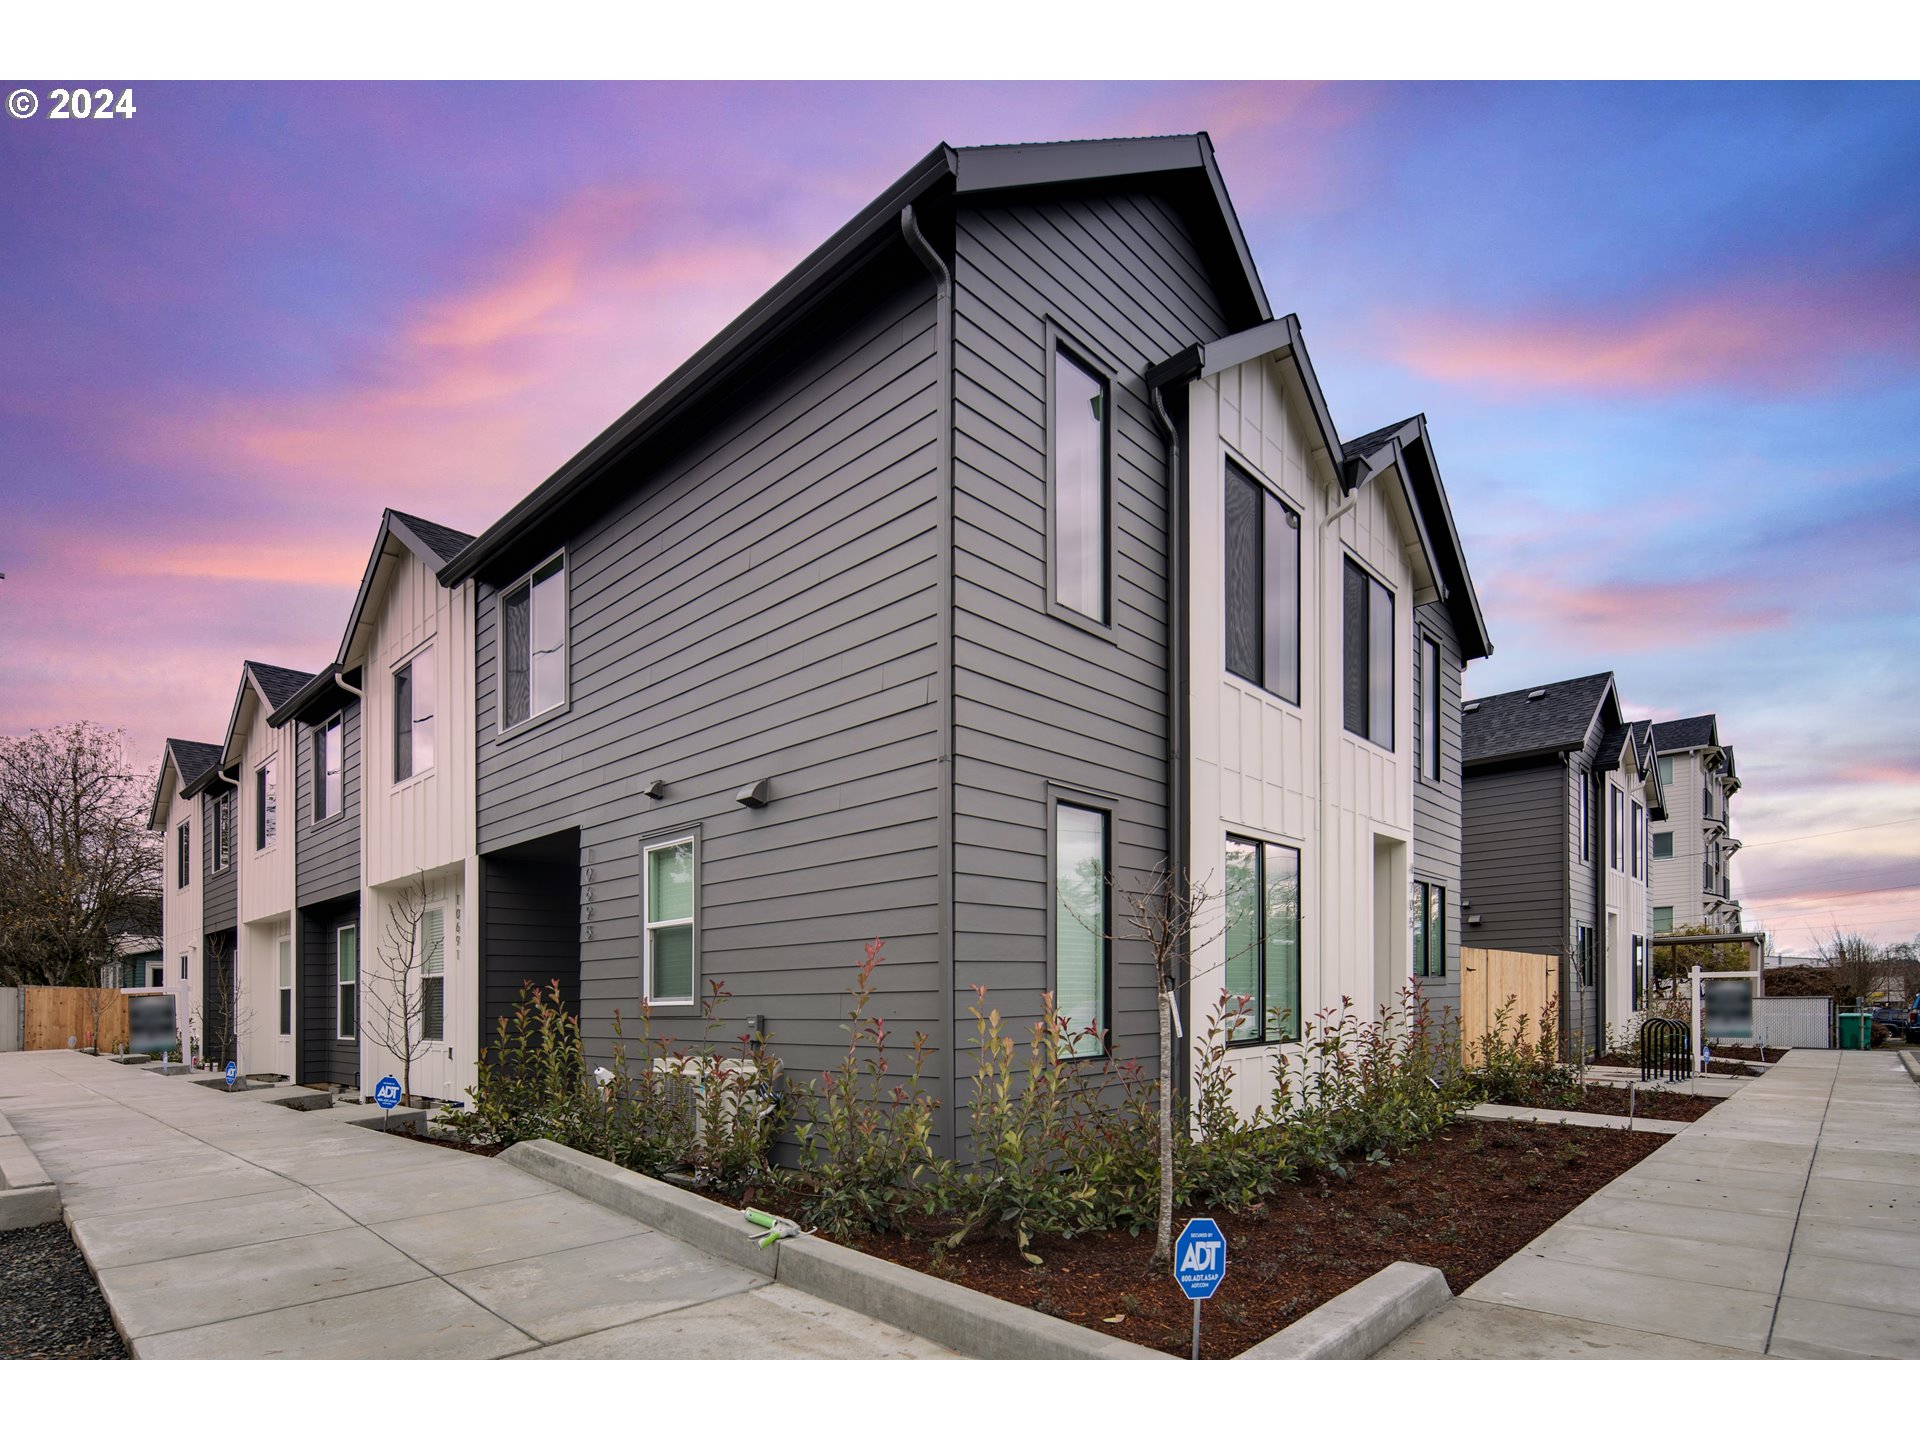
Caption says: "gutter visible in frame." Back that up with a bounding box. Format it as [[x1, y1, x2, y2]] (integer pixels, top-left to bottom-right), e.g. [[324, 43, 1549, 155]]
[[1147, 370, 1191, 1115]]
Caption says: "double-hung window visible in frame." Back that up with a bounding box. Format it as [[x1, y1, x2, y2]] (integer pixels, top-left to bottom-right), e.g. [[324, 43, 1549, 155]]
[[1050, 344, 1110, 627], [1222, 836, 1303, 1044], [1630, 801, 1644, 878], [256, 758, 276, 850], [644, 838, 696, 1005], [1054, 803, 1110, 1057], [315, 718, 342, 820], [336, 925, 358, 1040], [393, 646, 435, 781], [1342, 559, 1393, 748], [1223, 460, 1300, 702], [178, 821, 191, 888], [501, 556, 567, 729], [1421, 636, 1442, 781], [1413, 880, 1446, 978], [277, 937, 292, 1037], [420, 908, 445, 1043]]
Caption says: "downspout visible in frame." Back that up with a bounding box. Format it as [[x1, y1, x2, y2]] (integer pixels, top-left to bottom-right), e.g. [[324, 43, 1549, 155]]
[[1149, 379, 1190, 1115], [900, 202, 959, 1162]]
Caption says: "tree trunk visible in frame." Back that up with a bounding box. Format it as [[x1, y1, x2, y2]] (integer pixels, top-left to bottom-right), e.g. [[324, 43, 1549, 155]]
[[1152, 980, 1174, 1267]]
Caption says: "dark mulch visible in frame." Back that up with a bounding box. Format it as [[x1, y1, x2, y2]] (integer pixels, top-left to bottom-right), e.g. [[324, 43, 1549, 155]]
[[399, 1129, 504, 1158], [1710, 1044, 1788, 1063], [1532, 1084, 1720, 1121], [835, 1120, 1670, 1359], [0, 1222, 127, 1360]]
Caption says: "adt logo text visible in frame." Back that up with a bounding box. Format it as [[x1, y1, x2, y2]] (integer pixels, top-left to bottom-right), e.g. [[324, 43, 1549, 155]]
[[1174, 1217, 1226, 1299]]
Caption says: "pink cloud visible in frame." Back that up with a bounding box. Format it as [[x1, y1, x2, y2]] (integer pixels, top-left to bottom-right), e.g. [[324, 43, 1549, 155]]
[[1384, 268, 1920, 395], [1484, 570, 1788, 651]]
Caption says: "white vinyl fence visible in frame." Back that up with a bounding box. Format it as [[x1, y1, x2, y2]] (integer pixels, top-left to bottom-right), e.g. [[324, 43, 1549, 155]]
[[1753, 996, 1832, 1050]]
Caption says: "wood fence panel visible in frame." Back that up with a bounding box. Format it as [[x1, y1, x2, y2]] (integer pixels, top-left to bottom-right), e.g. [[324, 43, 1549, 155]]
[[1460, 947, 1560, 1064], [22, 987, 129, 1052]]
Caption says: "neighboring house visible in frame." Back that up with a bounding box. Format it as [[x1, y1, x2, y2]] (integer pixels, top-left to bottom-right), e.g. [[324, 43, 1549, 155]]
[[333, 510, 478, 1104], [148, 737, 222, 1054], [1460, 673, 1665, 1056], [269, 665, 365, 1091], [1649, 714, 1742, 934], [215, 660, 314, 1079], [181, 753, 239, 1064], [103, 932, 164, 991], [436, 133, 1493, 1146], [1160, 351, 1492, 1116]]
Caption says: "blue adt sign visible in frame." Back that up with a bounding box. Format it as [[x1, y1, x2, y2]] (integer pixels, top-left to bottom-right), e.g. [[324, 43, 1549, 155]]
[[223, 1060, 237, 1087], [374, 1076, 402, 1110], [1174, 1217, 1226, 1300]]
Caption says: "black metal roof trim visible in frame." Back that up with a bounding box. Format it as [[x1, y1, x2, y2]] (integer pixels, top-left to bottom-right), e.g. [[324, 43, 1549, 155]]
[[267, 662, 349, 728]]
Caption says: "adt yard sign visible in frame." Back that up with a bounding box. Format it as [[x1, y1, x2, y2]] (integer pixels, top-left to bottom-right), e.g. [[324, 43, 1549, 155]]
[[224, 1061, 237, 1089], [1175, 1217, 1227, 1300], [374, 1076, 402, 1110]]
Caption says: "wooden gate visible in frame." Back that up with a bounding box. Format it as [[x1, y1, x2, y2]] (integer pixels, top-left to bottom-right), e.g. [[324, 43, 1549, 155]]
[[22, 987, 129, 1052], [1460, 947, 1560, 1064]]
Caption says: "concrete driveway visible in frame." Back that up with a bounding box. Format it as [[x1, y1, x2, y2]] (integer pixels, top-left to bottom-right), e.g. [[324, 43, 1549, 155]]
[[0, 1050, 949, 1359]]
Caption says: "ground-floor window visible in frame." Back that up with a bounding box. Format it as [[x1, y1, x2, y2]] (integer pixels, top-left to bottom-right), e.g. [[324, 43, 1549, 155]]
[[278, 938, 292, 1036], [1223, 835, 1302, 1044], [336, 925, 358, 1040], [644, 837, 697, 1005], [1632, 934, 1647, 1010], [420, 907, 445, 1043], [1413, 880, 1447, 978], [1577, 925, 1596, 987], [1054, 802, 1109, 1057]]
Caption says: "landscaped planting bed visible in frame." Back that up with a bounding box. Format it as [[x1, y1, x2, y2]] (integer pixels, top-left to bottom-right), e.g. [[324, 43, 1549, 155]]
[[0, 1221, 127, 1360], [1515, 1083, 1721, 1122], [835, 1119, 1671, 1359]]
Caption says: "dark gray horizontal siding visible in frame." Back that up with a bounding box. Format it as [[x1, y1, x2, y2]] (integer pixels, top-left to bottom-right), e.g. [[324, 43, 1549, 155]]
[[201, 788, 237, 932], [479, 846, 580, 1048], [472, 255, 946, 1096], [949, 187, 1231, 1137], [294, 701, 361, 908], [1568, 721, 1606, 1055], [1413, 601, 1464, 1020], [1461, 759, 1567, 961], [297, 898, 358, 1089]]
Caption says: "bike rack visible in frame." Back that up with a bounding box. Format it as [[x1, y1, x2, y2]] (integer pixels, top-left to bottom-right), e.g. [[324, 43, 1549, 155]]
[[1640, 1016, 1692, 1082]]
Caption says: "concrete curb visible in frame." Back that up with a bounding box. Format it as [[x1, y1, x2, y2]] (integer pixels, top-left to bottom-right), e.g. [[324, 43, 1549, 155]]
[[1467, 1103, 1690, 1135], [1235, 1261, 1452, 1360], [1898, 1050, 1920, 1086], [501, 1140, 1170, 1360], [0, 1124, 62, 1231]]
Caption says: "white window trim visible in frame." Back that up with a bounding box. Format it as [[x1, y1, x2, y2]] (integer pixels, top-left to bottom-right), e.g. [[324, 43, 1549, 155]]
[[277, 936, 293, 1038], [209, 791, 233, 874], [495, 549, 570, 736], [391, 639, 437, 789], [336, 924, 358, 1040], [1419, 631, 1442, 783], [642, 834, 698, 1007], [314, 714, 345, 825], [255, 757, 278, 854], [420, 904, 448, 1046], [1221, 448, 1304, 710]]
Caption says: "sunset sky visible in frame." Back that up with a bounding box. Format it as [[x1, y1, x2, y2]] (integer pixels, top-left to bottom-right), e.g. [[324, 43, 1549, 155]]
[[1, 81, 1915, 950]]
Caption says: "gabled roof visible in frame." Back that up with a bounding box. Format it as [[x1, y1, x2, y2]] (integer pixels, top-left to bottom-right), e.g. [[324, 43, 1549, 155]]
[[1463, 672, 1617, 766], [336, 508, 476, 672], [442, 133, 1269, 586], [1342, 414, 1493, 661], [218, 660, 319, 769], [1651, 714, 1720, 753], [147, 738, 221, 828]]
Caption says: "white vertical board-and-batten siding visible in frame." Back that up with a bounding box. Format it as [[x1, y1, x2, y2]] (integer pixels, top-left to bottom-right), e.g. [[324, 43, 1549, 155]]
[[158, 776, 201, 1054], [237, 688, 297, 1075], [355, 544, 479, 1104], [1185, 354, 1421, 1121]]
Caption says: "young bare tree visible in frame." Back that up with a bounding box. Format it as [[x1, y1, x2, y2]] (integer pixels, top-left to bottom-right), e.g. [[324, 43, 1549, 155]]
[[192, 931, 251, 1074], [0, 724, 160, 987], [364, 873, 439, 1102], [1815, 929, 1884, 1007]]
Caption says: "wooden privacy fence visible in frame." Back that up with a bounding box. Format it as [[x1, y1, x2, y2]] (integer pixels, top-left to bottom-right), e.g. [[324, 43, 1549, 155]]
[[22, 987, 129, 1053], [1460, 947, 1560, 1064]]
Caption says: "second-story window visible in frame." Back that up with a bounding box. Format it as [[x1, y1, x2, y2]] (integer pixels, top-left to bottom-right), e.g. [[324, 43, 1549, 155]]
[[501, 556, 567, 729], [1051, 345, 1109, 626], [256, 757, 276, 850], [1342, 559, 1393, 749], [315, 717, 343, 821], [1421, 635, 1442, 781], [1631, 801, 1644, 878], [178, 820, 191, 888], [394, 645, 435, 782], [1578, 774, 1590, 863], [1653, 830, 1673, 859], [1608, 786, 1623, 871], [1657, 755, 1674, 787], [1223, 460, 1300, 702], [209, 791, 231, 873]]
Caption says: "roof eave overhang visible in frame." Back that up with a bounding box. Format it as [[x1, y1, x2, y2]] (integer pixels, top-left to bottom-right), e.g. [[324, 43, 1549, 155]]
[[146, 753, 179, 831], [1396, 422, 1494, 661], [268, 663, 348, 728]]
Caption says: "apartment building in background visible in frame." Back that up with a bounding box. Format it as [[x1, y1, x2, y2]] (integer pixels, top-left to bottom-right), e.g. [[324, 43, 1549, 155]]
[[1649, 714, 1742, 934]]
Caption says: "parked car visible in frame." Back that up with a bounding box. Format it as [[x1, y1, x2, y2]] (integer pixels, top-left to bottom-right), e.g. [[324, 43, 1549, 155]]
[[1868, 1004, 1912, 1042]]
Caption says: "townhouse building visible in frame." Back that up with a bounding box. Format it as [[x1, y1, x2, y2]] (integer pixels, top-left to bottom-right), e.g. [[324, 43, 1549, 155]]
[[1460, 673, 1665, 1056], [149, 738, 221, 1052], [1649, 714, 1742, 934]]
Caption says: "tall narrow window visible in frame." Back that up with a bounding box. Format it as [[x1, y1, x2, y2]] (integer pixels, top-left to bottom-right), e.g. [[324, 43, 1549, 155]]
[[1055, 804, 1109, 1057], [502, 557, 566, 728], [1577, 925, 1595, 987], [180, 953, 189, 981], [1222, 836, 1303, 1044], [277, 937, 292, 1037], [394, 646, 435, 781], [315, 718, 343, 820], [1342, 559, 1394, 748], [209, 791, 231, 872], [178, 821, 191, 888], [1051, 347, 1109, 625], [256, 757, 276, 850], [1630, 801, 1644, 878], [1421, 636, 1442, 781], [1223, 461, 1301, 701], [644, 838, 696, 1004], [419, 908, 445, 1043], [1609, 787, 1623, 871], [1413, 880, 1447, 978], [336, 925, 358, 1040], [1632, 935, 1646, 1010]]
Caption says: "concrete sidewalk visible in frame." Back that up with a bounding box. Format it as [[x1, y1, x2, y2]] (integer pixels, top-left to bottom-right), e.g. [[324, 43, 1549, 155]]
[[0, 1050, 950, 1359], [1382, 1049, 1920, 1359]]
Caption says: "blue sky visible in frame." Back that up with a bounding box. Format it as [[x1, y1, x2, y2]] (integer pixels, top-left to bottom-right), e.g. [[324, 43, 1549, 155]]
[[1, 80, 1915, 946]]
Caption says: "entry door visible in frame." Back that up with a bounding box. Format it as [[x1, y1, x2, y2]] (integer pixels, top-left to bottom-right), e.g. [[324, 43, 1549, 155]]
[[275, 934, 295, 1076]]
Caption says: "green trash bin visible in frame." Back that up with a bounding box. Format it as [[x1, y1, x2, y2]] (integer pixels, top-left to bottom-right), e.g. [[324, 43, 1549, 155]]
[[1838, 1011, 1873, 1050]]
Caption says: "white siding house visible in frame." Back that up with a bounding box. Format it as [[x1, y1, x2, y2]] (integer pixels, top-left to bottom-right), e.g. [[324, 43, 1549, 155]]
[[150, 738, 220, 1057], [1649, 715, 1742, 934]]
